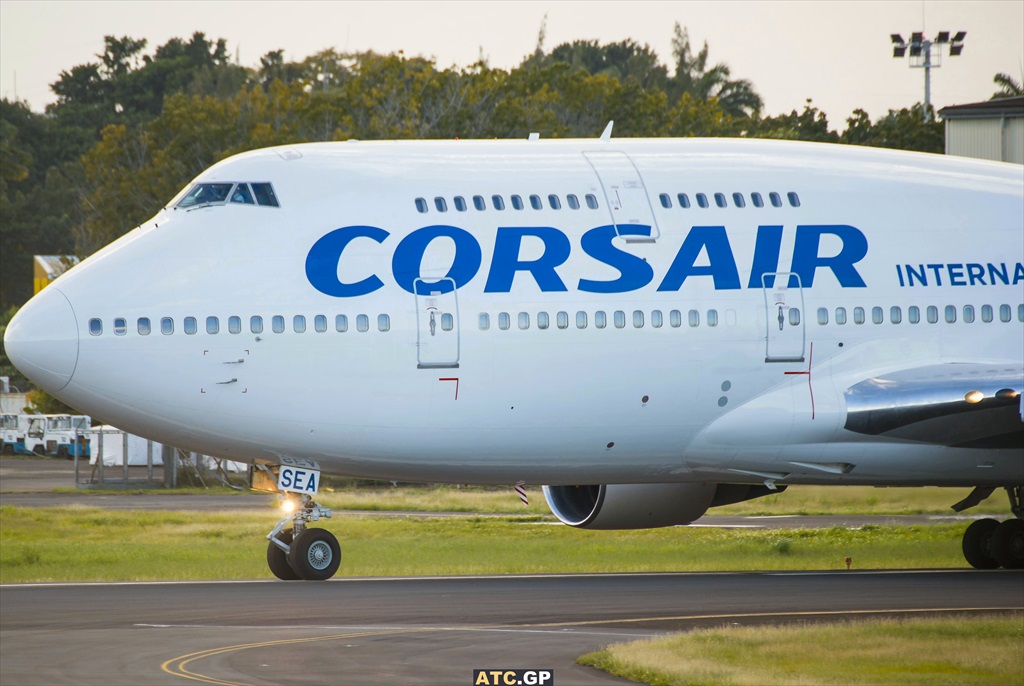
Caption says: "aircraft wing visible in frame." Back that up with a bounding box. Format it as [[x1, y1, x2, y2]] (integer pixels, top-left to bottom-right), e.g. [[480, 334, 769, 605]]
[[844, 363, 1024, 449]]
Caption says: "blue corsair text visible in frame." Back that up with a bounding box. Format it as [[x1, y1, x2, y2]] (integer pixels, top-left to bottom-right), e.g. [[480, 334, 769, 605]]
[[305, 223, 869, 297]]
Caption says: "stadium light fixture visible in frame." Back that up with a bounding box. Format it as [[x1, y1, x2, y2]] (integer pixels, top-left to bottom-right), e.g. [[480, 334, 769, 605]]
[[889, 30, 967, 121]]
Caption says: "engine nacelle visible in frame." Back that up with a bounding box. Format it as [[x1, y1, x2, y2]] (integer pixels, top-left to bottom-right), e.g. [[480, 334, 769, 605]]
[[542, 482, 786, 529]]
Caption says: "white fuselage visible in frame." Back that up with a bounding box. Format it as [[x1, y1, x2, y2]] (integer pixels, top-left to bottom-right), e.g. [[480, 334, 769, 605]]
[[6, 138, 1023, 487]]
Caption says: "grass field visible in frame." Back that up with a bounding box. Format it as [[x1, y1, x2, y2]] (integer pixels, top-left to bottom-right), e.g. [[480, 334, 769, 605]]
[[0, 504, 976, 583], [47, 483, 1014, 517], [579, 614, 1024, 686]]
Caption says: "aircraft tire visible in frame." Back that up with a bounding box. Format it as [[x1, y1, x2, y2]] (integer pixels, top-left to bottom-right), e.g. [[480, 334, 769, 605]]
[[289, 528, 341, 581], [990, 519, 1024, 569], [962, 518, 1000, 569], [267, 530, 301, 580]]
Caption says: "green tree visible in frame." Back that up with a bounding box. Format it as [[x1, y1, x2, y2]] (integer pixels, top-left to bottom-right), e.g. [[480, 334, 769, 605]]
[[750, 100, 839, 142], [841, 104, 943, 153], [669, 24, 762, 119], [991, 73, 1023, 99]]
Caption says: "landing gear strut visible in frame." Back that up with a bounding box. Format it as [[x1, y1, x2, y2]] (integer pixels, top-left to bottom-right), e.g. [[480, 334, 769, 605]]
[[961, 486, 1024, 570], [265, 492, 340, 580]]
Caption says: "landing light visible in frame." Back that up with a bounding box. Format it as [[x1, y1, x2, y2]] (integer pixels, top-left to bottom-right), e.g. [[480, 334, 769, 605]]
[[964, 390, 984, 404], [281, 499, 297, 514]]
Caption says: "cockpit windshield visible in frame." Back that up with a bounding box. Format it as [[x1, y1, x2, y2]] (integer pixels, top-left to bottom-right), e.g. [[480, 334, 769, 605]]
[[176, 182, 280, 209], [178, 183, 233, 208]]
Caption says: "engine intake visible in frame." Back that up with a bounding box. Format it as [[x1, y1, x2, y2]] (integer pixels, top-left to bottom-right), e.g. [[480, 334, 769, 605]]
[[542, 482, 786, 529]]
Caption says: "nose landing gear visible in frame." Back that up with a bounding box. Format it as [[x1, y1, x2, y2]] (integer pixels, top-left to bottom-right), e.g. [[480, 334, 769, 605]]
[[265, 491, 340, 581]]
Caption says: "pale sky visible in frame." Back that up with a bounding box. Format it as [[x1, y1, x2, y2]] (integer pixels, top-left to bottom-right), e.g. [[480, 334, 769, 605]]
[[1, 0, 1022, 128]]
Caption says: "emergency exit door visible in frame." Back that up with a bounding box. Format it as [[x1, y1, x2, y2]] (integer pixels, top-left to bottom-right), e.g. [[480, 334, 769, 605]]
[[415, 278, 460, 369], [762, 272, 805, 362], [583, 151, 660, 241]]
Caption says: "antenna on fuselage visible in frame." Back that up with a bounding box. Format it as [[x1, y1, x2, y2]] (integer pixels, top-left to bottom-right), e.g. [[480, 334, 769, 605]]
[[600, 121, 614, 140]]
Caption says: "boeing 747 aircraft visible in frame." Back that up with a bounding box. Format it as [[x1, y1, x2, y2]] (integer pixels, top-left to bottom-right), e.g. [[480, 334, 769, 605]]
[[5, 131, 1023, 580]]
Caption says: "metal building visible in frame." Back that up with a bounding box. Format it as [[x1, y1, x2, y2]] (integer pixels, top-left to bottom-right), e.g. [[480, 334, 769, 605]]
[[938, 96, 1024, 164]]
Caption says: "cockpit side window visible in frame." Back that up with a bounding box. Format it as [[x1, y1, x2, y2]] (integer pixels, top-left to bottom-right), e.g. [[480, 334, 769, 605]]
[[252, 183, 280, 207], [177, 183, 233, 208], [230, 183, 255, 205]]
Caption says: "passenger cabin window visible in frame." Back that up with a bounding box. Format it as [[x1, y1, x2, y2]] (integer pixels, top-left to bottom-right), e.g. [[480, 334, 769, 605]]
[[751, 193, 764, 208], [228, 316, 241, 334], [138, 317, 151, 335], [696, 193, 709, 208], [161, 317, 174, 335], [585, 194, 599, 209], [519, 312, 530, 330], [454, 196, 467, 212], [478, 313, 490, 330], [787, 192, 801, 207], [114, 318, 127, 336], [184, 317, 197, 335], [659, 193, 672, 208], [250, 316, 264, 334], [556, 311, 569, 329], [415, 198, 428, 213], [548, 194, 561, 210], [434, 197, 448, 212], [206, 317, 219, 334], [538, 312, 550, 329], [594, 311, 606, 328], [272, 315, 285, 333], [511, 195, 524, 210], [473, 195, 486, 211], [714, 192, 727, 208], [498, 312, 510, 330], [336, 314, 348, 332], [293, 315, 306, 333], [732, 193, 745, 208], [89, 318, 102, 336], [927, 306, 939, 323], [567, 194, 580, 210], [378, 314, 391, 332], [530, 195, 543, 210], [769, 192, 783, 208], [492, 195, 505, 210], [315, 314, 328, 333], [677, 193, 691, 208], [356, 314, 369, 332], [945, 305, 957, 323]]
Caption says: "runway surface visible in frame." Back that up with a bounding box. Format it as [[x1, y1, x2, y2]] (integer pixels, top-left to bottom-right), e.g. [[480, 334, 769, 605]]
[[2, 571, 1021, 686]]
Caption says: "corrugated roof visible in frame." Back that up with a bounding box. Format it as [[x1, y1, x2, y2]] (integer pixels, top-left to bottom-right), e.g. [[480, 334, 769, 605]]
[[939, 96, 1024, 119]]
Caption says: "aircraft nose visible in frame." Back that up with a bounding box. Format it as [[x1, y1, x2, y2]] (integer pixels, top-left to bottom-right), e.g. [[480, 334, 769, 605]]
[[4, 287, 80, 393]]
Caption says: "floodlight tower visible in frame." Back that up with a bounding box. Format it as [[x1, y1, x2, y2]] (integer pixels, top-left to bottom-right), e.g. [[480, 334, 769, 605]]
[[890, 31, 966, 121]]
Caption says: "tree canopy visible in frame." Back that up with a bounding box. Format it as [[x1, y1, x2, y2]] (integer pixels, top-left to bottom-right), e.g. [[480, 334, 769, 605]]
[[1, 28, 956, 321]]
